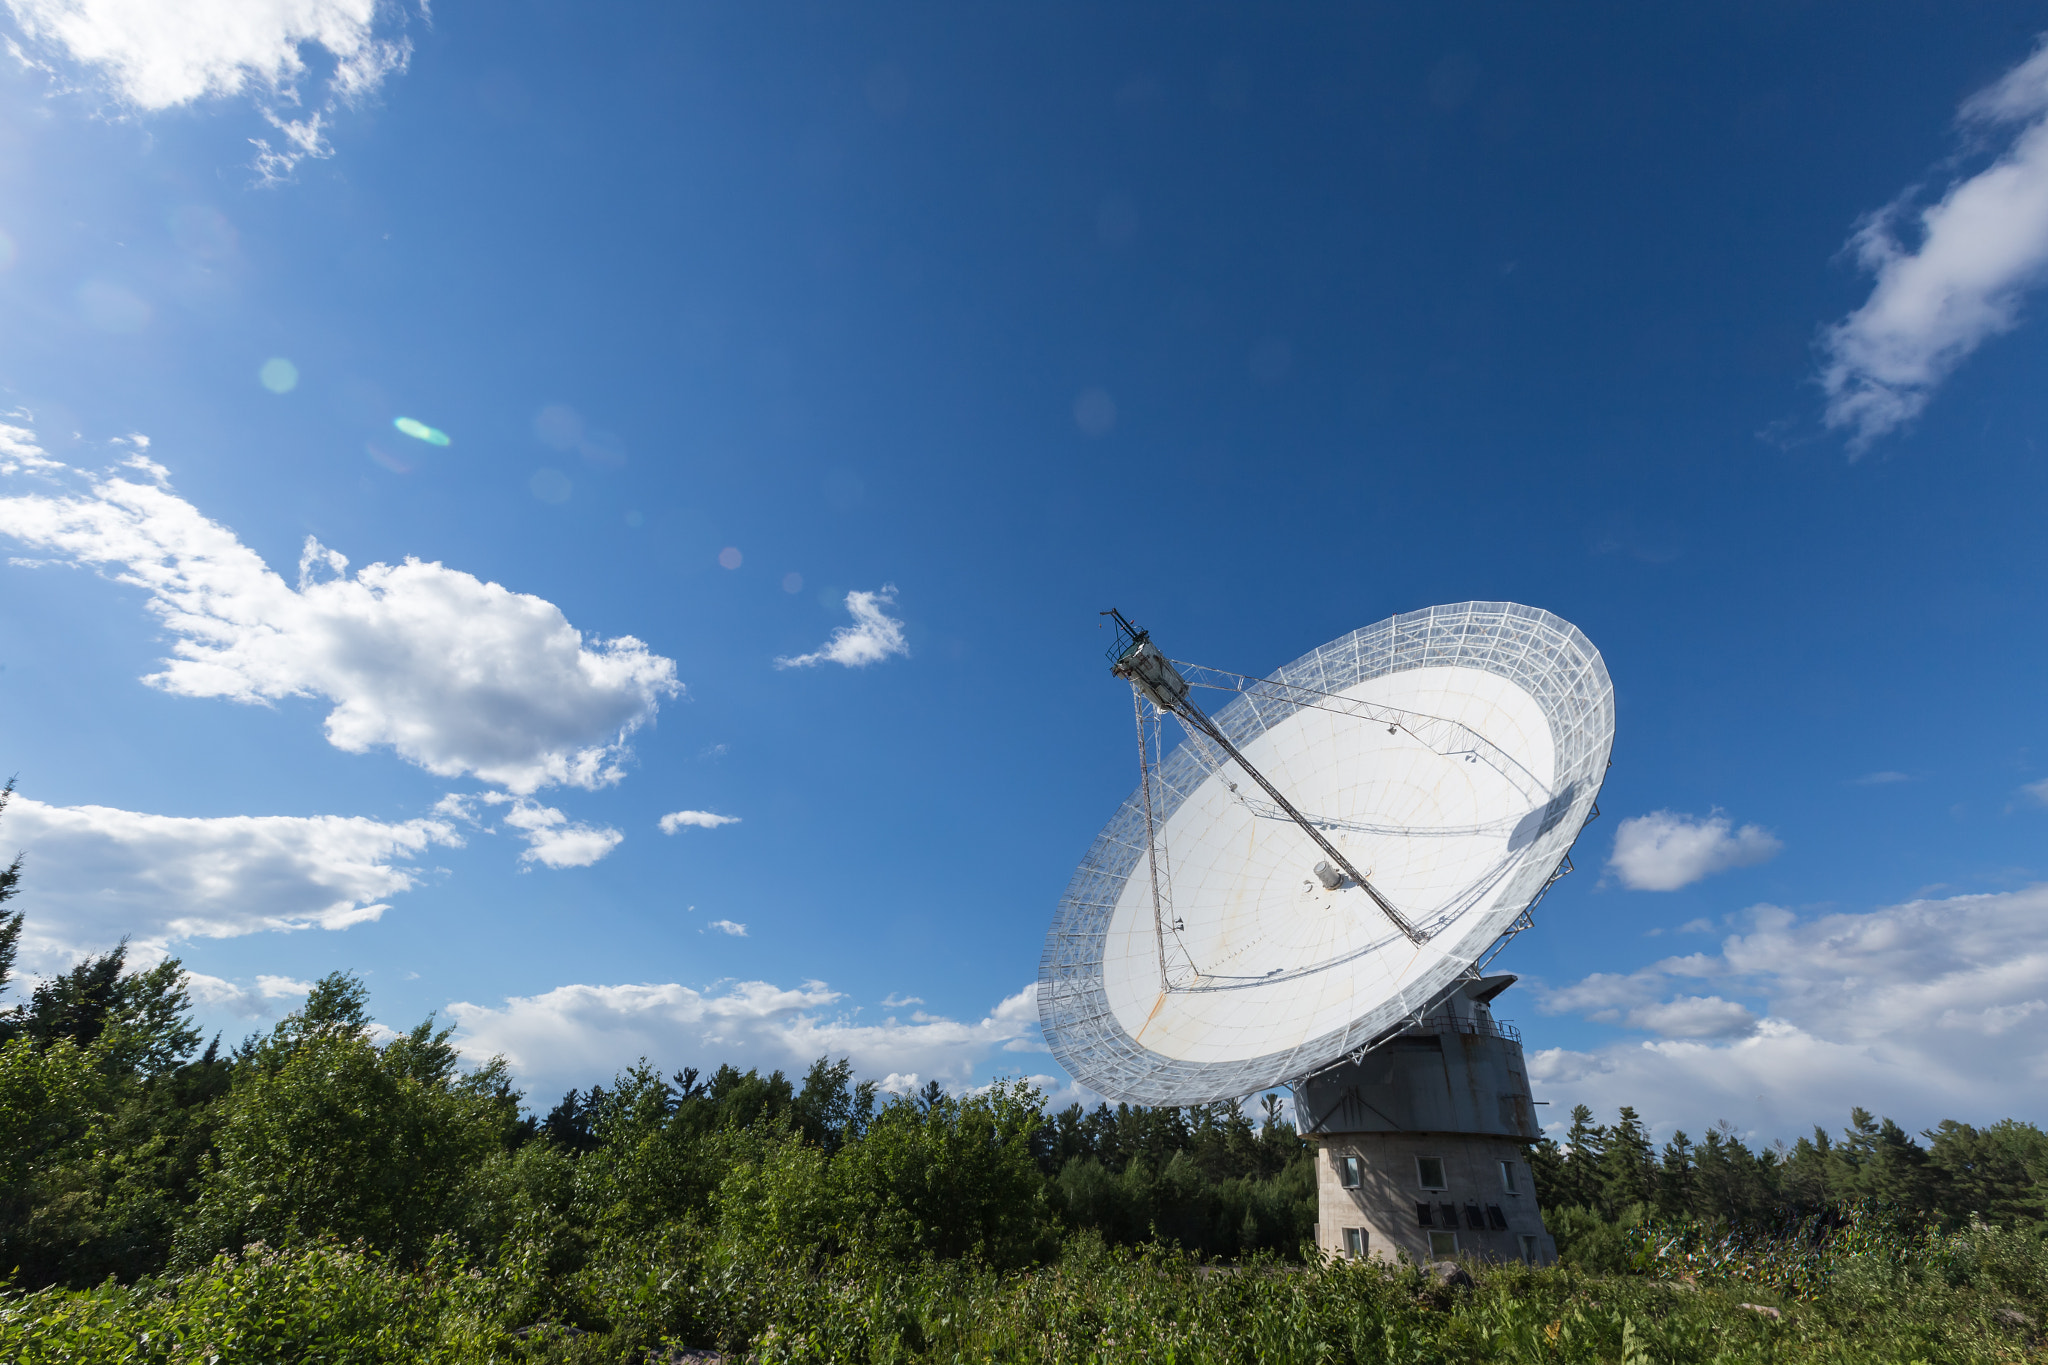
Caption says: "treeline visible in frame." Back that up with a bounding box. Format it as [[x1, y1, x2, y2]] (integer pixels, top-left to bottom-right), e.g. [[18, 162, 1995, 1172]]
[[6, 928, 2048, 1360], [0, 882, 1315, 1297], [7, 771, 2048, 1357], [1527, 1103, 2048, 1234]]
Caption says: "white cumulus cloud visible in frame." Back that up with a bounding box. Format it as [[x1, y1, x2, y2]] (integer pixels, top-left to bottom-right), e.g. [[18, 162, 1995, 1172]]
[[660, 810, 740, 833], [1607, 809, 1782, 891], [495, 799, 622, 870], [0, 793, 458, 967], [2023, 777, 2048, 806], [1530, 883, 2048, 1136], [0, 450, 679, 795], [775, 585, 909, 670], [448, 978, 1042, 1101], [1820, 35, 2048, 449], [3, 0, 415, 179], [184, 970, 314, 1017], [434, 792, 622, 870], [3, 0, 407, 110], [704, 919, 747, 937]]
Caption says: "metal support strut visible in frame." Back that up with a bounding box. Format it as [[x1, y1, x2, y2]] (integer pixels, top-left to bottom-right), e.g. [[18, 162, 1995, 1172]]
[[1103, 610, 1430, 947]]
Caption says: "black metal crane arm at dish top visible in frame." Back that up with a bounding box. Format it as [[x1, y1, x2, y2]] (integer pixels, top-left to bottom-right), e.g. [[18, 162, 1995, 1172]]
[[1102, 609, 1430, 947]]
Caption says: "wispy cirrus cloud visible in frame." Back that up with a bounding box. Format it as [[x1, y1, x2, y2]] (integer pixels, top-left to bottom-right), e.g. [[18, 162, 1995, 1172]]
[[0, 442, 680, 796], [775, 585, 909, 670], [0, 415, 62, 476], [1607, 810, 1782, 891], [1819, 35, 2048, 450]]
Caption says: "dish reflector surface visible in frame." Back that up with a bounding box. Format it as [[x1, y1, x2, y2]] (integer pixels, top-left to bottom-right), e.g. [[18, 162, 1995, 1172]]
[[1038, 602, 1614, 1106]]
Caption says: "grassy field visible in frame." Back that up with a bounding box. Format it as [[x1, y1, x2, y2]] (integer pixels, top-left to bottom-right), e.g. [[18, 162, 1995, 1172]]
[[4, 1212, 2043, 1363], [3, 930, 2044, 1363]]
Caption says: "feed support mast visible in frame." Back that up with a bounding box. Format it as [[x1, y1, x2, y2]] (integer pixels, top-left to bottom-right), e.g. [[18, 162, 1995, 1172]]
[[1104, 611, 1427, 946]]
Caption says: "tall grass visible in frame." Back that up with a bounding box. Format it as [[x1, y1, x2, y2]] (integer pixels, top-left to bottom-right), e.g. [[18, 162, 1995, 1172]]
[[5, 1213, 2042, 1363]]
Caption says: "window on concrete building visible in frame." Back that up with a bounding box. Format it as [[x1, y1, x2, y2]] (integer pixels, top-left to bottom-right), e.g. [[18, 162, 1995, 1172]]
[[1463, 1203, 1485, 1230], [1499, 1159, 1519, 1193], [1519, 1234, 1540, 1263], [1437, 1201, 1458, 1228], [1344, 1227, 1367, 1258], [1416, 1156, 1446, 1189], [1338, 1155, 1363, 1189], [1428, 1231, 1459, 1257], [1415, 1201, 1433, 1227], [1486, 1204, 1509, 1230]]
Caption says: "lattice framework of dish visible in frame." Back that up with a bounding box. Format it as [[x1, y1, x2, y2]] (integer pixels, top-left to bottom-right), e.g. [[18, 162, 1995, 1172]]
[[1038, 601, 1615, 1106]]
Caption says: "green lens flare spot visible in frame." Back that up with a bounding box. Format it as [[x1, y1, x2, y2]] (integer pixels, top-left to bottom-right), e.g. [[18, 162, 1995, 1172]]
[[258, 358, 298, 393], [394, 416, 451, 446]]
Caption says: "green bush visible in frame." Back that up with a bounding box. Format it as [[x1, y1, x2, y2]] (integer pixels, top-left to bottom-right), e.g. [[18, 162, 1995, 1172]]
[[3, 887, 2047, 1362]]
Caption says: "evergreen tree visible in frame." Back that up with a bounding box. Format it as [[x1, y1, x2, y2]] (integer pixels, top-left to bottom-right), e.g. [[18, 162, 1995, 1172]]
[[1598, 1105, 1654, 1217], [1781, 1126, 1835, 1209], [1558, 1104, 1607, 1210], [1926, 1118, 2048, 1227], [1526, 1134, 1566, 1207], [1828, 1108, 1941, 1216], [0, 778, 26, 1006], [1655, 1130, 1695, 1220]]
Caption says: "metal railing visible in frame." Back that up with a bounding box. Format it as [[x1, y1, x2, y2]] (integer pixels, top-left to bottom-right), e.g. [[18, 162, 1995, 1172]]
[[1400, 1014, 1522, 1044]]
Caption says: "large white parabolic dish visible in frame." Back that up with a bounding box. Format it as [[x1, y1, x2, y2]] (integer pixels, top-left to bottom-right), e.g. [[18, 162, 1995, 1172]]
[[1038, 602, 1615, 1106]]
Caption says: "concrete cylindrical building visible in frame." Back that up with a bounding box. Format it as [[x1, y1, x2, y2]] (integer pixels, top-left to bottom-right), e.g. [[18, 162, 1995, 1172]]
[[1296, 975, 1554, 1265]]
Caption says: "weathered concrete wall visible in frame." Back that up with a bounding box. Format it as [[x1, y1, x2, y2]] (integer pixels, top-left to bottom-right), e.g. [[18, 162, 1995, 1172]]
[[1311, 1131, 1554, 1264], [1299, 976, 1555, 1264]]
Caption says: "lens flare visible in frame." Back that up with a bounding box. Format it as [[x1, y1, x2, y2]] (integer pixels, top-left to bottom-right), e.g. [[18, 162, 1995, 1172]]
[[718, 547, 742, 570], [259, 358, 299, 393], [394, 416, 451, 446], [366, 443, 411, 474], [529, 468, 572, 503], [781, 572, 803, 593], [78, 280, 150, 333]]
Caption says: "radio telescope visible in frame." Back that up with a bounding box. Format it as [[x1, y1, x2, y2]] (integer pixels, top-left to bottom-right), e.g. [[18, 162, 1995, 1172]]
[[1037, 601, 1614, 1109]]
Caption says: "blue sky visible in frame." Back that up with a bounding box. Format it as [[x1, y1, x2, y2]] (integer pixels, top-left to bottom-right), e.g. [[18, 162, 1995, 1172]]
[[2, 2, 2046, 1142]]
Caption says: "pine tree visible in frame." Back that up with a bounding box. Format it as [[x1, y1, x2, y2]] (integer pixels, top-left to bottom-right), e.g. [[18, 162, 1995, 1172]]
[[1655, 1131, 1695, 1220], [1781, 1126, 1834, 1209], [0, 778, 24, 1004], [1927, 1119, 2048, 1227], [1598, 1105, 1654, 1218], [1559, 1103, 1607, 1210]]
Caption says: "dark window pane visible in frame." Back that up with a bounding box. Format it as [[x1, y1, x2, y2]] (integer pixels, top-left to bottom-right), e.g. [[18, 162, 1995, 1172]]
[[1415, 1201, 1433, 1226], [1486, 1204, 1509, 1230], [1464, 1203, 1485, 1229]]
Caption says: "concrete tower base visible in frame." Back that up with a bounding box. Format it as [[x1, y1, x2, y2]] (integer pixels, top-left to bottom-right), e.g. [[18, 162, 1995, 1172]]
[[1296, 975, 1556, 1265]]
